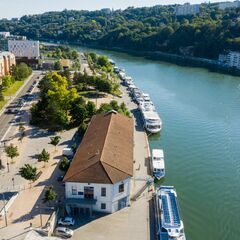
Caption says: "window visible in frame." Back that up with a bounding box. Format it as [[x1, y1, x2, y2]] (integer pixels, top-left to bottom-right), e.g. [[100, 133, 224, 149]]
[[84, 186, 94, 199], [78, 192, 83, 196], [119, 183, 124, 193], [101, 187, 106, 197], [72, 187, 77, 195], [101, 203, 106, 210]]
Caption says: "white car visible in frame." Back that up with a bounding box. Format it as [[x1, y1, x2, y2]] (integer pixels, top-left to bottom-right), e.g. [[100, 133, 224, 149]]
[[55, 227, 73, 238], [58, 217, 75, 226]]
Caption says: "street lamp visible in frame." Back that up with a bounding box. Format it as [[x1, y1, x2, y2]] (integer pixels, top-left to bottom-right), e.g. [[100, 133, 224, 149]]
[[12, 177, 15, 188]]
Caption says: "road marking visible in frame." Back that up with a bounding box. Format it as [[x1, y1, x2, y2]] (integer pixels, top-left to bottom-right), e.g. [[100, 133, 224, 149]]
[[0, 74, 41, 146]]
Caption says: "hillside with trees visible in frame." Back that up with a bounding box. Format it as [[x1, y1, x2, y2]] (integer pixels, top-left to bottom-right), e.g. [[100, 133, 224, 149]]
[[0, 4, 240, 59]]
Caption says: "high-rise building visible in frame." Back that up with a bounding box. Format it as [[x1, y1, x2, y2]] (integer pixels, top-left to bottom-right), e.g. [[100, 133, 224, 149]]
[[218, 1, 240, 10], [0, 51, 16, 77], [175, 3, 200, 16], [8, 40, 40, 59]]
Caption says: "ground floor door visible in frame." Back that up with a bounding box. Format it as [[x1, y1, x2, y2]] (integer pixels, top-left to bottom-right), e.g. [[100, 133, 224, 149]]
[[118, 197, 127, 210]]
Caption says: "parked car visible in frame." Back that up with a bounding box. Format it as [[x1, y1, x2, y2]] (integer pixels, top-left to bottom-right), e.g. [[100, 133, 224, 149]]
[[55, 227, 73, 238], [58, 217, 75, 226]]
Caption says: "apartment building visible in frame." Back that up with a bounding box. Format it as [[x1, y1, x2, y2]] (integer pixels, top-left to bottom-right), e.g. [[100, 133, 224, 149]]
[[64, 111, 134, 215], [218, 1, 240, 10], [175, 3, 200, 16], [0, 51, 16, 77], [0, 32, 10, 38], [219, 51, 240, 69], [8, 40, 40, 59]]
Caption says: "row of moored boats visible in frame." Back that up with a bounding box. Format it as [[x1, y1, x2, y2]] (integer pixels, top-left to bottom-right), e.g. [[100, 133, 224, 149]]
[[114, 65, 162, 134], [113, 63, 186, 240]]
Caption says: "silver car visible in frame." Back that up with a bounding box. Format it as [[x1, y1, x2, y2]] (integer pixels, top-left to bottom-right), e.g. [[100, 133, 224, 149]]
[[55, 227, 73, 238]]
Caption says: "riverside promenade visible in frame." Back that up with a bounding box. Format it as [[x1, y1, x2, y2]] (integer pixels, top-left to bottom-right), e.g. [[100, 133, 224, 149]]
[[70, 85, 155, 240]]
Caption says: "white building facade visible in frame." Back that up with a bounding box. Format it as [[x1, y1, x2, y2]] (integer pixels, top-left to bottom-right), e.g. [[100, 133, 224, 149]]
[[0, 51, 16, 77], [175, 3, 200, 16], [218, 1, 240, 10], [8, 40, 40, 59], [0, 32, 10, 38], [219, 51, 240, 69], [65, 178, 131, 214]]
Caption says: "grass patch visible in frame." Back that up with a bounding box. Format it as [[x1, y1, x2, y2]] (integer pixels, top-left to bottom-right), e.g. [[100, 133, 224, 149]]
[[3, 80, 24, 97], [0, 99, 7, 110]]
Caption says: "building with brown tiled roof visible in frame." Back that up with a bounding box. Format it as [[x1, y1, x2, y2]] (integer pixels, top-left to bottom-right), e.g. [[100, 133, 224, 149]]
[[64, 111, 133, 214]]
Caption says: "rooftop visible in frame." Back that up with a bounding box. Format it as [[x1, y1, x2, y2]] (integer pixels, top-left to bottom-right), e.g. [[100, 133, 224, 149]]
[[64, 111, 134, 184]]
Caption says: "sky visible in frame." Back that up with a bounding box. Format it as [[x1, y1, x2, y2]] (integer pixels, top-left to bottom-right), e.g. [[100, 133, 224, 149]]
[[0, 0, 229, 19]]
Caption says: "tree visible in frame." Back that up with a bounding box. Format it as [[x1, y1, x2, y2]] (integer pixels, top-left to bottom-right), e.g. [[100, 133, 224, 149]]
[[49, 136, 61, 151], [0, 85, 4, 101], [38, 148, 50, 167], [19, 164, 37, 185], [59, 157, 70, 172], [97, 56, 109, 67], [86, 101, 96, 119], [70, 102, 87, 126], [54, 61, 63, 70], [12, 63, 32, 80], [95, 78, 112, 93], [2, 76, 13, 89], [43, 186, 57, 205], [4, 144, 19, 163]]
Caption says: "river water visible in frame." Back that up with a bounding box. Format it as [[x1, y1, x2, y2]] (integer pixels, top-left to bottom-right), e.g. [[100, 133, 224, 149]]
[[75, 46, 240, 240]]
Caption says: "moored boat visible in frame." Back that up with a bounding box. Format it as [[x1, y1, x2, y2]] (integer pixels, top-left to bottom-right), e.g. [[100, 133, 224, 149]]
[[141, 109, 162, 133], [156, 186, 186, 240], [152, 149, 165, 179]]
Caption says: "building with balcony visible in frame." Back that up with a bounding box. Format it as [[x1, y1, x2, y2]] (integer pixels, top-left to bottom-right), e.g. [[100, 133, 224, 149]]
[[8, 40, 40, 59], [175, 3, 200, 16], [0, 51, 16, 77], [219, 51, 240, 69], [63, 111, 133, 215]]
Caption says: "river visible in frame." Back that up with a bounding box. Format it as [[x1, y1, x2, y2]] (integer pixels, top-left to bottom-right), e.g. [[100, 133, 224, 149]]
[[75, 46, 240, 240]]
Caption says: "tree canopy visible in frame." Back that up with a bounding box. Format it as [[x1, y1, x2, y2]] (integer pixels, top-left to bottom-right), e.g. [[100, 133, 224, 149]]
[[1, 4, 240, 59]]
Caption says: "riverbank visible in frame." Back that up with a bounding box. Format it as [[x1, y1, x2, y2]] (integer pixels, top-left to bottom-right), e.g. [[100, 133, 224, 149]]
[[41, 40, 240, 77]]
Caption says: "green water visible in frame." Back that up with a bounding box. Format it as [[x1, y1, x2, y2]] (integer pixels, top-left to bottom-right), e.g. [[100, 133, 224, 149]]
[[76, 46, 240, 240]]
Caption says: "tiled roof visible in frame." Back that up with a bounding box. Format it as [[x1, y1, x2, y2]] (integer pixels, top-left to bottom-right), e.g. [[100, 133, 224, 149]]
[[64, 111, 133, 184]]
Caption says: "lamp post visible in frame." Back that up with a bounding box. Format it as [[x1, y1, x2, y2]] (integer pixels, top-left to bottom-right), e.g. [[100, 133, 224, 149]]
[[12, 177, 15, 189], [6, 159, 9, 173]]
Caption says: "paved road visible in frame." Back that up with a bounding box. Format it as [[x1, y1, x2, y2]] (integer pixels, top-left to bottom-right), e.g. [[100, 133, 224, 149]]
[[0, 71, 42, 143]]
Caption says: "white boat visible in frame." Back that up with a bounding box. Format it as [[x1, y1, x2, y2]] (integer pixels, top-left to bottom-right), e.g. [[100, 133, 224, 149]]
[[114, 66, 120, 73], [142, 93, 151, 102], [141, 110, 162, 133], [109, 59, 115, 65], [152, 149, 165, 179], [139, 101, 155, 112], [119, 72, 126, 80], [156, 186, 186, 240], [128, 84, 138, 92]]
